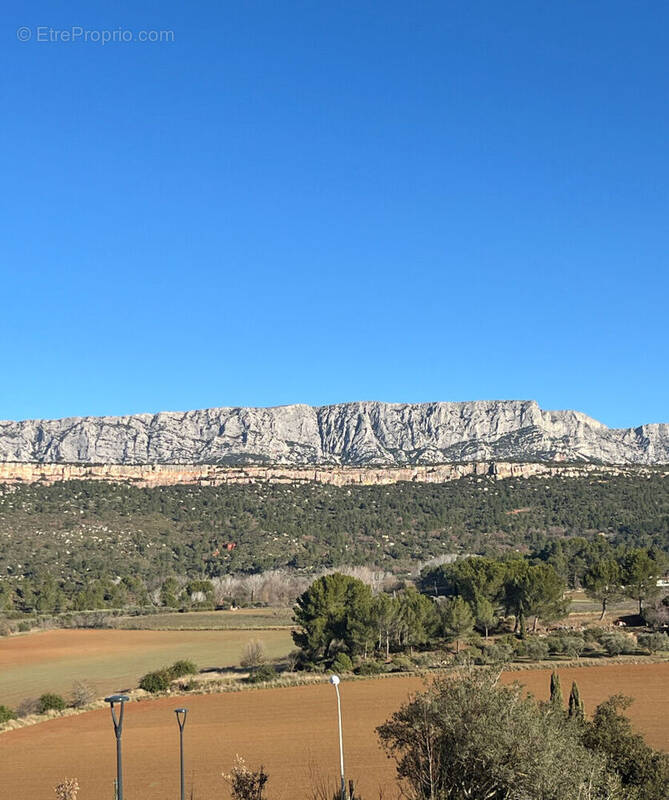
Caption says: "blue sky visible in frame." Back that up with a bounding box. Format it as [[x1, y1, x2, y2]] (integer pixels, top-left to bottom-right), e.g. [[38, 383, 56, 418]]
[[1, 1, 667, 428]]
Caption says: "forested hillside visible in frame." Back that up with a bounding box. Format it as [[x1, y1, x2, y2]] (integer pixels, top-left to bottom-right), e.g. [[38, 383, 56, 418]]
[[0, 471, 667, 588]]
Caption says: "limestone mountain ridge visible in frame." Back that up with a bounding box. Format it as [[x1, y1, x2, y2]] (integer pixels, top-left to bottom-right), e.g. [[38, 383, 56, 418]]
[[0, 400, 667, 466]]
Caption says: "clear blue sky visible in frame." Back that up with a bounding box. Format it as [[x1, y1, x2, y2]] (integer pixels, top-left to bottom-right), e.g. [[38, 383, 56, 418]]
[[2, 1, 667, 428]]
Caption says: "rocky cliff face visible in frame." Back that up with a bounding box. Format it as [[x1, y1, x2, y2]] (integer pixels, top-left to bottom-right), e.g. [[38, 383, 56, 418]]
[[1, 460, 648, 488], [0, 400, 667, 466]]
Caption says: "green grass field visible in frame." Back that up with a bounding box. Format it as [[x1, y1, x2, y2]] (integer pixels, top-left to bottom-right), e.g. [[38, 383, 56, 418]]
[[566, 590, 638, 616], [0, 627, 294, 707], [111, 606, 294, 630]]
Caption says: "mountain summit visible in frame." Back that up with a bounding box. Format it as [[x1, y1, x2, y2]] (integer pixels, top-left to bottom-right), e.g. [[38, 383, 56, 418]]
[[0, 401, 667, 466]]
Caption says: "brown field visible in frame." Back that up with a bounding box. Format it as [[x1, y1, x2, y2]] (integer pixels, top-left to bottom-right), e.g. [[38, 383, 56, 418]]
[[0, 628, 294, 706], [1, 663, 667, 800]]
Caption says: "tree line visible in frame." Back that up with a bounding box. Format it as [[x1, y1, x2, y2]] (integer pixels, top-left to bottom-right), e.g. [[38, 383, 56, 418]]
[[291, 543, 667, 669], [0, 533, 665, 628]]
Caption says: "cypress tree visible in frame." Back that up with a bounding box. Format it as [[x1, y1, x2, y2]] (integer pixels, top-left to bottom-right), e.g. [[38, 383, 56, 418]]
[[549, 671, 563, 709], [568, 681, 585, 720]]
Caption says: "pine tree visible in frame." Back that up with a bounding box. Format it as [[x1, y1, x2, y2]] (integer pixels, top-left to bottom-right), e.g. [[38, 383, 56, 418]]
[[550, 671, 564, 709], [568, 681, 585, 721]]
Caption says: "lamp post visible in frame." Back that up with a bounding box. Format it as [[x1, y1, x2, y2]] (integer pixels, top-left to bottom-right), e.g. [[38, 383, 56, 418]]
[[104, 694, 129, 800], [329, 675, 346, 800], [175, 707, 188, 800]]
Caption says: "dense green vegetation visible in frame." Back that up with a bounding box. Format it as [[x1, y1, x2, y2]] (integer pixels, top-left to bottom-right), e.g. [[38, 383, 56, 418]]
[[378, 670, 669, 800], [291, 543, 667, 670], [0, 471, 666, 613]]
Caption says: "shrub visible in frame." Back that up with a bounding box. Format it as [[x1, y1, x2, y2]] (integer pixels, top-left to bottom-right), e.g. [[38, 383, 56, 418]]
[[355, 660, 384, 676], [453, 650, 474, 666], [563, 636, 585, 659], [223, 755, 269, 800], [17, 621, 31, 633], [240, 640, 266, 668], [16, 697, 39, 717], [585, 641, 606, 657], [389, 654, 413, 672], [38, 693, 66, 713], [377, 670, 619, 800], [524, 638, 549, 661], [0, 704, 16, 723], [643, 597, 669, 630], [583, 627, 602, 644], [331, 653, 353, 673], [286, 649, 302, 671], [139, 669, 170, 693], [637, 632, 669, 653], [246, 664, 278, 684], [167, 660, 198, 679], [71, 680, 95, 708], [601, 632, 636, 656], [485, 642, 513, 664], [546, 635, 567, 655], [54, 778, 79, 800], [512, 638, 527, 658]]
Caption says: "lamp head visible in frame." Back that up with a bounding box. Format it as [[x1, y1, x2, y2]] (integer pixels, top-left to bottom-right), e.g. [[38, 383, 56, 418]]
[[329, 674, 340, 686], [104, 694, 129, 704]]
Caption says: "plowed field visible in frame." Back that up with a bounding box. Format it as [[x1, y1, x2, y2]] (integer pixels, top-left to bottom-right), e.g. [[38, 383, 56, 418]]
[[1, 663, 667, 800]]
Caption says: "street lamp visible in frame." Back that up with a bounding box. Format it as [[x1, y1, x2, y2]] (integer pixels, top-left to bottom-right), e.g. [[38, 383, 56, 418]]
[[175, 707, 188, 800], [329, 675, 346, 800], [104, 694, 129, 800]]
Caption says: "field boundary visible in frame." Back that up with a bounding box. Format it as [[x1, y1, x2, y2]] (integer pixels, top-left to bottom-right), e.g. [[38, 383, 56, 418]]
[[3, 653, 668, 737]]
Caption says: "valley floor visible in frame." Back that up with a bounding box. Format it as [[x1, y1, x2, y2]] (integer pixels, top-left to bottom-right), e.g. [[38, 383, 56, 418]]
[[0, 663, 667, 800]]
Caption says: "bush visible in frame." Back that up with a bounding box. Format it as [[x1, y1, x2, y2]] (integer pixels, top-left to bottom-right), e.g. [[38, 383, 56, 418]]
[[0, 704, 16, 723], [453, 650, 474, 666], [642, 597, 669, 630], [246, 664, 278, 684], [285, 649, 302, 671], [563, 636, 585, 659], [16, 697, 39, 717], [637, 632, 669, 653], [389, 654, 413, 672], [377, 670, 619, 800], [223, 755, 269, 800], [139, 669, 170, 693], [546, 635, 567, 655], [240, 640, 266, 668], [585, 641, 605, 657], [54, 778, 79, 800], [70, 680, 95, 708], [524, 638, 549, 661], [38, 693, 66, 713], [167, 660, 198, 679], [331, 653, 353, 673], [17, 621, 31, 633], [583, 627, 602, 644], [485, 642, 513, 664], [601, 632, 636, 656], [512, 638, 527, 658], [355, 660, 384, 676]]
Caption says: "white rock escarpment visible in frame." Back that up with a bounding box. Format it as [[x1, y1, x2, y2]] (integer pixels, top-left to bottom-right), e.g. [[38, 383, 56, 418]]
[[0, 400, 666, 466]]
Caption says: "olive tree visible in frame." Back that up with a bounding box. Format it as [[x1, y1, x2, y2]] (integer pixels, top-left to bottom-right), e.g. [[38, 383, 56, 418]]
[[377, 670, 619, 800]]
